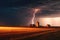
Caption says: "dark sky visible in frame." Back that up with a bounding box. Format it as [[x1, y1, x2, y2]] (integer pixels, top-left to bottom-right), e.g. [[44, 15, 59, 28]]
[[0, 0, 60, 26]]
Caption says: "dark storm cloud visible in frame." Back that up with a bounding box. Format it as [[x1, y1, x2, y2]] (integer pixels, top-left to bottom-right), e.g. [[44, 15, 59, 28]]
[[0, 7, 19, 26], [17, 7, 34, 26], [0, 7, 34, 26], [36, 1, 60, 17], [0, 0, 52, 7], [0, 0, 60, 26]]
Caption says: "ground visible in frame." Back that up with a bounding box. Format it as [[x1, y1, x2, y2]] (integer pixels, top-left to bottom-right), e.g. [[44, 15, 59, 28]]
[[0, 27, 60, 40]]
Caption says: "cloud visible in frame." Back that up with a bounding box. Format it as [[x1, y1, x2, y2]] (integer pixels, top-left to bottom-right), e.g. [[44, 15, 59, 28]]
[[35, 1, 60, 17], [0, 0, 60, 26]]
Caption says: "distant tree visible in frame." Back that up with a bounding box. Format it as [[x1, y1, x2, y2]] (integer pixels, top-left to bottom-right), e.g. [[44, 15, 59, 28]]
[[47, 24, 51, 27]]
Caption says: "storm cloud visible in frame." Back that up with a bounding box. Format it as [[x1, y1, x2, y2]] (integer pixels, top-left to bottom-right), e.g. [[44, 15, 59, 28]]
[[0, 0, 60, 26]]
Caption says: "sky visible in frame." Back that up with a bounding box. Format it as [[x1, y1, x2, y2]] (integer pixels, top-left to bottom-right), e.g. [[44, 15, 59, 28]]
[[0, 0, 60, 26]]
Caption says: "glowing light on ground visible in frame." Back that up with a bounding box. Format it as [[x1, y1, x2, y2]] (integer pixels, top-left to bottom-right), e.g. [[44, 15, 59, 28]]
[[39, 17, 60, 26], [0, 27, 54, 33]]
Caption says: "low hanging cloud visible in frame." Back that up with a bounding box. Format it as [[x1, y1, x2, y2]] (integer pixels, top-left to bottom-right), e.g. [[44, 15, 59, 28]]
[[36, 1, 60, 18]]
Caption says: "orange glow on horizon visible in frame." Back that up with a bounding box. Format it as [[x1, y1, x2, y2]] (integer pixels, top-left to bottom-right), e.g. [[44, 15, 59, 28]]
[[0, 27, 49, 33]]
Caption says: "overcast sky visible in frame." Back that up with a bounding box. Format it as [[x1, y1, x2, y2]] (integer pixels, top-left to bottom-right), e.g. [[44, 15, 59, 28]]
[[0, 0, 60, 26]]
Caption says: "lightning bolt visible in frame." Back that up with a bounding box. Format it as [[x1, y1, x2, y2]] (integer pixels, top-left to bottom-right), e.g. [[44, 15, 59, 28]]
[[32, 9, 40, 24]]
